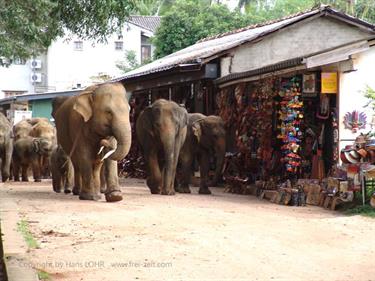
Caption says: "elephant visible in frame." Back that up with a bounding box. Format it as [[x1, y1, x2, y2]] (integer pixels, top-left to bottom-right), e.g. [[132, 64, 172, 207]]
[[13, 119, 33, 141], [136, 99, 188, 195], [12, 136, 52, 182], [52, 82, 132, 202], [176, 113, 226, 194], [29, 118, 57, 178], [50, 145, 74, 194], [0, 112, 13, 182]]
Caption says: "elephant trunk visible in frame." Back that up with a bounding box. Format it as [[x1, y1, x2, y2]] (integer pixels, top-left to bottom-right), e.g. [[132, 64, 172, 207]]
[[108, 117, 132, 161], [212, 137, 226, 186]]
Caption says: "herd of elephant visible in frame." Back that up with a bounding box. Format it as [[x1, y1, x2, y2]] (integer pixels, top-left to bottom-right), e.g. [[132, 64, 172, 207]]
[[0, 82, 226, 202]]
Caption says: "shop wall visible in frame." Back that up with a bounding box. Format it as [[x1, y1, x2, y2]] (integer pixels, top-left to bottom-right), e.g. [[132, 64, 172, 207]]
[[224, 17, 372, 75], [339, 46, 375, 151], [29, 99, 53, 120]]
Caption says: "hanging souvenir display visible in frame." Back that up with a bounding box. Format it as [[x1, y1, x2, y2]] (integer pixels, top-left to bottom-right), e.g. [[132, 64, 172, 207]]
[[277, 77, 304, 176]]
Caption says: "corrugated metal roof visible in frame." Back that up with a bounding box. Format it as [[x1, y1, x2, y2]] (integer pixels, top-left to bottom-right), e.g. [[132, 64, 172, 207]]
[[114, 6, 375, 82], [128, 16, 161, 33]]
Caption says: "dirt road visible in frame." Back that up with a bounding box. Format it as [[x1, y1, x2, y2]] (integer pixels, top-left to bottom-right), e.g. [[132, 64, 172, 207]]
[[0, 179, 374, 281]]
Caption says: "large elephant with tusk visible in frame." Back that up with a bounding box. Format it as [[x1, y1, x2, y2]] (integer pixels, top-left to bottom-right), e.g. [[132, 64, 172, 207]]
[[52, 83, 132, 202]]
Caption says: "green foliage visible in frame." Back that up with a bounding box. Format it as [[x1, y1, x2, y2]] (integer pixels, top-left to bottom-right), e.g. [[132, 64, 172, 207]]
[[116, 50, 141, 73], [38, 270, 51, 280], [0, 0, 135, 63], [17, 220, 39, 249], [345, 205, 375, 218], [152, 0, 254, 58], [364, 85, 375, 111], [131, 0, 176, 16], [240, 0, 375, 24]]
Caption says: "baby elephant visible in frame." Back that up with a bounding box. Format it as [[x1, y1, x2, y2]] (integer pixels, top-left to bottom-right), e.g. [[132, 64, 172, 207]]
[[50, 145, 74, 193], [13, 136, 52, 182]]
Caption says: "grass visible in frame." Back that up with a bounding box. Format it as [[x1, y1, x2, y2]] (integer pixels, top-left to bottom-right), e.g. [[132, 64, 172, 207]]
[[17, 220, 39, 249], [345, 204, 375, 218], [37, 270, 51, 280]]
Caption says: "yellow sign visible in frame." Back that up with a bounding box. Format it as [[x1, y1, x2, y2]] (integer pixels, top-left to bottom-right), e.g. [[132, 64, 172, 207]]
[[321, 72, 338, 94]]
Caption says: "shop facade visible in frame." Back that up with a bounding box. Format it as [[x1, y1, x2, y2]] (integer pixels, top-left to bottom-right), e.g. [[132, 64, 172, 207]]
[[115, 6, 375, 206]]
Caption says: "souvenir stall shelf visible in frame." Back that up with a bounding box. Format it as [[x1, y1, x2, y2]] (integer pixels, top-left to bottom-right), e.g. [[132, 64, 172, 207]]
[[276, 77, 304, 177], [216, 78, 276, 192]]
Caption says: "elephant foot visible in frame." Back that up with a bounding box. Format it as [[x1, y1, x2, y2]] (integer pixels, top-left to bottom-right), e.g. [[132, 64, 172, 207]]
[[53, 188, 62, 193], [64, 188, 72, 194], [175, 185, 191, 193], [79, 192, 101, 201], [34, 179, 42, 182], [2, 177, 9, 183], [149, 188, 160, 194], [22, 178, 29, 182], [105, 190, 123, 202], [72, 186, 80, 196], [14, 177, 20, 182], [199, 187, 212, 195], [161, 189, 175, 195]]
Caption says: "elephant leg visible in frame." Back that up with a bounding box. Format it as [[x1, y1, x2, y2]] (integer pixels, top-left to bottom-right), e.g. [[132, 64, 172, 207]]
[[72, 166, 81, 196], [13, 159, 20, 181], [161, 139, 177, 196], [166, 129, 186, 195], [93, 162, 103, 195], [1, 152, 9, 182], [103, 159, 123, 202], [32, 156, 42, 182], [176, 153, 192, 194], [145, 149, 162, 194], [100, 164, 106, 194], [198, 150, 212, 195], [21, 164, 29, 182], [52, 171, 63, 193], [78, 157, 101, 201], [64, 162, 74, 194]]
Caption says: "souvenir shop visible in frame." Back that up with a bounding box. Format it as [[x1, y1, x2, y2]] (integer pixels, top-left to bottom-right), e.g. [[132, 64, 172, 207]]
[[217, 72, 339, 182], [216, 71, 356, 207]]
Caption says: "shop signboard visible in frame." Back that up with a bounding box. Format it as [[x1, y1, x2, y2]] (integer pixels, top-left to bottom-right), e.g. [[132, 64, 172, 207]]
[[13, 110, 32, 125], [302, 73, 317, 97], [321, 72, 338, 94]]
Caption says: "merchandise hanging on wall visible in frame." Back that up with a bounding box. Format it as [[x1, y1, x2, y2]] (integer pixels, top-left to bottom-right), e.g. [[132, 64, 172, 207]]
[[277, 76, 304, 177]]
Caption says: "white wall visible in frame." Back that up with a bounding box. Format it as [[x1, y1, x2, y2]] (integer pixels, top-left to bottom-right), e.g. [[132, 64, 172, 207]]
[[225, 17, 373, 75], [47, 23, 145, 91], [339, 46, 375, 150], [0, 22, 153, 96], [0, 62, 34, 98]]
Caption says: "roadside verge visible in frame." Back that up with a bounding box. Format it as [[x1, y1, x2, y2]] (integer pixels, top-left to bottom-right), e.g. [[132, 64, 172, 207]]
[[0, 191, 39, 281]]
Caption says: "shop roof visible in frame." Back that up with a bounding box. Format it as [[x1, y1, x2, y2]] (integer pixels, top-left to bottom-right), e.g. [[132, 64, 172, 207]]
[[128, 16, 161, 33], [112, 5, 375, 83], [0, 89, 81, 105]]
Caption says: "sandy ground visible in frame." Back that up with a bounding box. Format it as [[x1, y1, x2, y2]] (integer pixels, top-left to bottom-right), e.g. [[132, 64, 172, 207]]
[[0, 178, 375, 281]]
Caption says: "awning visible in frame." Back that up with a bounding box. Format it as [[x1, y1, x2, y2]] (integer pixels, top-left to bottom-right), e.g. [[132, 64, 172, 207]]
[[303, 40, 369, 68]]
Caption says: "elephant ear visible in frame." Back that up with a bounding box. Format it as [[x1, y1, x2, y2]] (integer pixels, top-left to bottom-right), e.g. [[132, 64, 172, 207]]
[[73, 93, 93, 122], [32, 138, 40, 153], [192, 122, 202, 143]]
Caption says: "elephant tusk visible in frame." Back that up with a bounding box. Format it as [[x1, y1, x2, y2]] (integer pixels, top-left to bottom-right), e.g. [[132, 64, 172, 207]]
[[98, 146, 105, 155], [101, 149, 116, 162]]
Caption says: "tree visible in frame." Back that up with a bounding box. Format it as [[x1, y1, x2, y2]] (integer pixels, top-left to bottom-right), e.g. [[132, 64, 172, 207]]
[[131, 0, 176, 16], [152, 0, 254, 58], [240, 0, 375, 24], [116, 50, 140, 73], [0, 0, 135, 64]]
